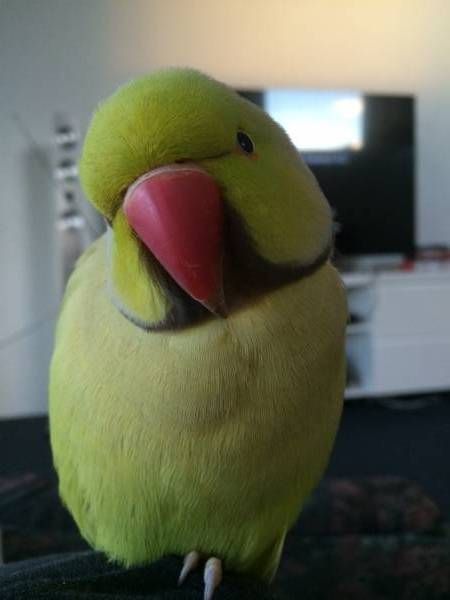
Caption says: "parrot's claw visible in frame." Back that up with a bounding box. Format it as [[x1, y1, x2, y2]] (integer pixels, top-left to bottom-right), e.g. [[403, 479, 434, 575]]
[[178, 550, 222, 600], [178, 551, 222, 599], [178, 550, 201, 585], [203, 557, 222, 600]]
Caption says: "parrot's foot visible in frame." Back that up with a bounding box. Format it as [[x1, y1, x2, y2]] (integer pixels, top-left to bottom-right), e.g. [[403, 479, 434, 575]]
[[178, 551, 223, 600]]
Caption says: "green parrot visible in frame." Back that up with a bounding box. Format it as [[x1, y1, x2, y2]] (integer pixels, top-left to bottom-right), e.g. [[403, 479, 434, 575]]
[[49, 68, 347, 599]]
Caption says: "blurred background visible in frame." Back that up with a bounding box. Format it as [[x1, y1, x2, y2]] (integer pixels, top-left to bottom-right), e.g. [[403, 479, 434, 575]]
[[1, 0, 450, 594]]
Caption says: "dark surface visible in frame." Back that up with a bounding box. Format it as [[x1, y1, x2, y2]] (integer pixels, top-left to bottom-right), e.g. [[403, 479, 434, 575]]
[[326, 396, 450, 517], [0, 552, 279, 599], [279, 532, 450, 600], [0, 415, 54, 480], [1, 474, 449, 599], [2, 473, 443, 563], [1, 396, 449, 517]]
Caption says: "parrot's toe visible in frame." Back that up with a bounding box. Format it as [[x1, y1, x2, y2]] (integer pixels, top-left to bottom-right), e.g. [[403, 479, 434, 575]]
[[178, 551, 222, 599], [178, 550, 201, 585], [203, 557, 222, 600]]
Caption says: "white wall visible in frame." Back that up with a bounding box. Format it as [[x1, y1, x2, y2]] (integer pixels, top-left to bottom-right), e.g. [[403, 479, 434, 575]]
[[0, 0, 124, 417], [1, 0, 449, 416]]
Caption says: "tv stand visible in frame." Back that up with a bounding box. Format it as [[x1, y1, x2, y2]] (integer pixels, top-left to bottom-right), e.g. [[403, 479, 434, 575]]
[[343, 265, 450, 399]]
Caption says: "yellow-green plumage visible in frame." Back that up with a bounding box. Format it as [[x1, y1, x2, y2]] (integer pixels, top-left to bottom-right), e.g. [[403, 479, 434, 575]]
[[50, 68, 347, 582]]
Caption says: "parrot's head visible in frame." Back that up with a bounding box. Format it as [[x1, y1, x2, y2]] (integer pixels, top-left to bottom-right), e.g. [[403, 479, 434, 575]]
[[79, 68, 333, 330]]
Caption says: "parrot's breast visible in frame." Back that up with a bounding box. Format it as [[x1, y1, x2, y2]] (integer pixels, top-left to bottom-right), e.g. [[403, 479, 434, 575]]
[[49, 236, 347, 580]]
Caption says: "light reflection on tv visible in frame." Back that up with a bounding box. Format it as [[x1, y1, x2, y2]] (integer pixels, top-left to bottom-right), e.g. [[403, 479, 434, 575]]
[[264, 90, 364, 156]]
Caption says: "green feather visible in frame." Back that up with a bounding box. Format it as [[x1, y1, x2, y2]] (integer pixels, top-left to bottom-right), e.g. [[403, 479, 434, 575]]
[[50, 240, 346, 580], [50, 68, 347, 582]]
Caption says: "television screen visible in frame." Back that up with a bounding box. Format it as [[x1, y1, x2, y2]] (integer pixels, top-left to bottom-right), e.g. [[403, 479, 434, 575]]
[[238, 89, 415, 257]]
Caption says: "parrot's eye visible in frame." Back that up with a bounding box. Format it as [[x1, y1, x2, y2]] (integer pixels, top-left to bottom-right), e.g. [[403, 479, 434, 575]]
[[237, 131, 255, 155]]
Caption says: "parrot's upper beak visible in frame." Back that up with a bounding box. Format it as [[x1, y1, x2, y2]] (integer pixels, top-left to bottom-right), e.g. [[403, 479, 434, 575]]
[[123, 164, 227, 317]]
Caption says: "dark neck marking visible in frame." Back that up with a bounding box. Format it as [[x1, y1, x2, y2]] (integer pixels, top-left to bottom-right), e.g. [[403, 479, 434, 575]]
[[122, 204, 332, 332]]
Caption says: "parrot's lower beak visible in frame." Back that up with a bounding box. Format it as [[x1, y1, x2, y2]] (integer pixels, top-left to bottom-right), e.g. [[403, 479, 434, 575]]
[[123, 164, 227, 317]]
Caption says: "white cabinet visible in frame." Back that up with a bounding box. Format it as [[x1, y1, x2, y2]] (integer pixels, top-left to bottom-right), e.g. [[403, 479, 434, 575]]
[[343, 268, 450, 399]]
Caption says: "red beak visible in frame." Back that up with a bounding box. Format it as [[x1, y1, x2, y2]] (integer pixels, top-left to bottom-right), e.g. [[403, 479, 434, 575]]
[[123, 164, 226, 316]]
